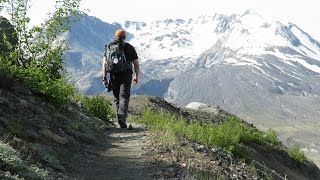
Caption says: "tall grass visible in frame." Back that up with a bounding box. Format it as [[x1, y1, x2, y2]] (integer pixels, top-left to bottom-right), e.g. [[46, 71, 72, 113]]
[[288, 144, 307, 164], [132, 108, 278, 157]]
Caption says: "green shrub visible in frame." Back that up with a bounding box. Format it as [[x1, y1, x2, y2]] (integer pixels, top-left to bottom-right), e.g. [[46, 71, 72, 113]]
[[31, 143, 64, 172], [288, 144, 307, 164], [265, 128, 278, 145], [27, 165, 49, 180], [0, 141, 24, 170], [0, 173, 21, 180], [80, 95, 116, 124], [0, 141, 50, 179], [0, 63, 75, 106]]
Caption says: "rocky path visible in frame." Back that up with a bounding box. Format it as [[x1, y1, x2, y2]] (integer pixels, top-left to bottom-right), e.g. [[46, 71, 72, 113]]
[[76, 123, 158, 180]]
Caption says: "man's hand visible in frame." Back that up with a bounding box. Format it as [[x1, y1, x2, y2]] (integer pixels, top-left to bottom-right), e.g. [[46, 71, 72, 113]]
[[132, 59, 139, 85], [103, 78, 108, 87], [132, 75, 138, 85]]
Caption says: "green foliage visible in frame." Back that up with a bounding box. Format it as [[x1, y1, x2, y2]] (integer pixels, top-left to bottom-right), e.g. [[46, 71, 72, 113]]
[[0, 0, 83, 106], [133, 109, 279, 158], [265, 128, 278, 145], [288, 144, 307, 164], [0, 141, 24, 170], [0, 16, 18, 55], [0, 58, 76, 106], [20, 67, 75, 106], [2, 0, 82, 66], [31, 143, 64, 172], [0, 141, 50, 179], [27, 165, 49, 180], [80, 95, 116, 124]]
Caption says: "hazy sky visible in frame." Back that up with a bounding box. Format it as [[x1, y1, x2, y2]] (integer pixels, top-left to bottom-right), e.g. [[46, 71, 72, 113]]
[[3, 0, 320, 40], [82, 0, 319, 40]]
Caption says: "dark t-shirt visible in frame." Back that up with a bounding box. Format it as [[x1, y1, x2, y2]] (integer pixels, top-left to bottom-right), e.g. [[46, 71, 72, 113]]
[[123, 42, 138, 62]]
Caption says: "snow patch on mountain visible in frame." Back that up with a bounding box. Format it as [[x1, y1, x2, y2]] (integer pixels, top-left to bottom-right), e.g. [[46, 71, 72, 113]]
[[185, 102, 209, 110]]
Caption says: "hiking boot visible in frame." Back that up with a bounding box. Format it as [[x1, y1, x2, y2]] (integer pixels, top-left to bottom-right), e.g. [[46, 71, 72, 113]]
[[118, 120, 127, 128], [128, 124, 133, 130]]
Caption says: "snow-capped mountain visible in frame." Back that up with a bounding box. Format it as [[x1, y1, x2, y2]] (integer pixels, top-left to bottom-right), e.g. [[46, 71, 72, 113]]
[[63, 9, 320, 166], [65, 9, 320, 96]]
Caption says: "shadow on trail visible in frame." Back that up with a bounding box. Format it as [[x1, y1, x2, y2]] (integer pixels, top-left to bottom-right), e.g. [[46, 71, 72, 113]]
[[73, 125, 225, 180], [104, 126, 146, 134], [74, 125, 215, 180], [78, 155, 153, 180], [74, 125, 157, 180]]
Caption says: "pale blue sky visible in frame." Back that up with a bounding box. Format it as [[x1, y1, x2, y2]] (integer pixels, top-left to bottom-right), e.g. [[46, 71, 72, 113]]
[[2, 0, 320, 40]]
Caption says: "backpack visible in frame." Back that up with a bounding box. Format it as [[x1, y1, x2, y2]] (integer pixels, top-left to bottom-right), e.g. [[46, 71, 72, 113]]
[[105, 40, 130, 74]]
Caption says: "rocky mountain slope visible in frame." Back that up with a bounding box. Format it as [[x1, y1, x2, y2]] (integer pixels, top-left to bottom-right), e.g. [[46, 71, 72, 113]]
[[0, 74, 107, 179], [1, 76, 320, 179], [163, 10, 320, 167]]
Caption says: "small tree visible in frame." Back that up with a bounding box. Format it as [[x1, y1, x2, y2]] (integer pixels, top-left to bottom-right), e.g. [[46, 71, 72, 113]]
[[2, 0, 82, 69], [0, 0, 83, 106], [0, 16, 18, 56]]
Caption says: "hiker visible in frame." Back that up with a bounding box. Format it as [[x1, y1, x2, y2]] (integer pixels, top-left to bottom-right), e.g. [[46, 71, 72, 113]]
[[102, 29, 139, 128]]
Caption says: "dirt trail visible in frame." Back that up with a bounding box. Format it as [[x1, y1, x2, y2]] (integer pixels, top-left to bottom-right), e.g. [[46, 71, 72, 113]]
[[76, 123, 158, 180]]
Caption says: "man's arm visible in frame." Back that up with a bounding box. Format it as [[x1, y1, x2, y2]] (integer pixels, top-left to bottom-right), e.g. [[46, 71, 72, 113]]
[[132, 58, 139, 85], [102, 57, 108, 87]]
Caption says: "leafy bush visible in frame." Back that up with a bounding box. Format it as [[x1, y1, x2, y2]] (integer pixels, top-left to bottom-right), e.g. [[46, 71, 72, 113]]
[[288, 144, 307, 164], [80, 95, 116, 124], [0, 59, 76, 106], [24, 66, 75, 105], [0, 141, 49, 179]]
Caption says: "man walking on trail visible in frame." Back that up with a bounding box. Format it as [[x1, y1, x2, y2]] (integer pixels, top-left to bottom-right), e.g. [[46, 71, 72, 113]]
[[102, 29, 139, 128]]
